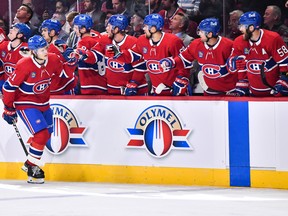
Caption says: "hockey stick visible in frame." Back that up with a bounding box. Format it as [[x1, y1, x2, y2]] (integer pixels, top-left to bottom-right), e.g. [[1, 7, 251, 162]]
[[260, 62, 276, 91], [197, 71, 226, 94], [0, 93, 28, 156]]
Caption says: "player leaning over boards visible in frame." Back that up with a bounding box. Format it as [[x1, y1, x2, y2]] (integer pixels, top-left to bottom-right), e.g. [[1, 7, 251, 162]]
[[109, 13, 191, 96], [80, 14, 148, 95], [0, 23, 31, 92], [226, 11, 288, 97], [2, 35, 73, 184], [39, 19, 78, 95], [160, 18, 237, 95], [63, 14, 107, 95]]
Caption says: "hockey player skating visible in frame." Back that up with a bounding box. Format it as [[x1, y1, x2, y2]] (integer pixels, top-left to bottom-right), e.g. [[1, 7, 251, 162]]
[[160, 18, 237, 95], [0, 23, 31, 92], [226, 11, 288, 97], [110, 13, 191, 96], [2, 35, 73, 184]]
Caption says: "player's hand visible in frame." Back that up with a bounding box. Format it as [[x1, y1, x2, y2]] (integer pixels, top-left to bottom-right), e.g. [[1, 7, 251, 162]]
[[2, 106, 17, 125], [75, 48, 88, 61], [124, 81, 138, 96], [226, 79, 249, 96], [63, 48, 79, 66], [159, 57, 175, 72], [227, 55, 246, 72], [172, 76, 189, 96], [271, 75, 288, 96]]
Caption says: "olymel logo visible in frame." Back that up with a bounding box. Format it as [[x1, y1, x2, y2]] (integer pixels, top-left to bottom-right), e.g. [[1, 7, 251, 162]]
[[46, 104, 87, 155], [127, 105, 192, 158]]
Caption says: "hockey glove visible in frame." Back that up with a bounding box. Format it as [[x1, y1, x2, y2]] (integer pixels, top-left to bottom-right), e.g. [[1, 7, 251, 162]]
[[54, 39, 66, 52], [19, 46, 31, 57], [227, 55, 246, 72], [124, 81, 138, 96], [271, 75, 288, 96], [2, 106, 17, 125], [105, 44, 121, 58], [226, 79, 250, 96], [63, 48, 79, 66], [159, 57, 175, 72], [172, 76, 189, 96], [75, 48, 88, 61]]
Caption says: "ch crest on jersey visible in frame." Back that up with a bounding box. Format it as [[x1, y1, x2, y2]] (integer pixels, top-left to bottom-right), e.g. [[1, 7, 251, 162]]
[[107, 58, 125, 72], [46, 104, 87, 155], [247, 60, 263, 74], [126, 105, 192, 158], [33, 79, 50, 94], [202, 64, 221, 78], [4, 65, 15, 76], [146, 60, 162, 74]]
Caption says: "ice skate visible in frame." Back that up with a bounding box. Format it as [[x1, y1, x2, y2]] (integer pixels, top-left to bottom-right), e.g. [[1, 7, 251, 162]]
[[27, 164, 45, 184], [21, 161, 29, 173]]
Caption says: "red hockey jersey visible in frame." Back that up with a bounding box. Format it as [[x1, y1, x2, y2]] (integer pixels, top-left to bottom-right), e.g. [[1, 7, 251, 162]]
[[230, 29, 288, 96], [175, 36, 237, 94], [3, 53, 68, 111]]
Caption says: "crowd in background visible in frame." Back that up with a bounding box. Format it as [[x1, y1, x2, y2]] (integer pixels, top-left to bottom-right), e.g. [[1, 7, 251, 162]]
[[0, 0, 288, 96]]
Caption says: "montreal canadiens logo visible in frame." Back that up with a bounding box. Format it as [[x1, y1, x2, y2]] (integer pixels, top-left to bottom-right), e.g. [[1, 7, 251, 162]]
[[127, 105, 192, 158], [45, 104, 87, 155], [33, 79, 50, 94]]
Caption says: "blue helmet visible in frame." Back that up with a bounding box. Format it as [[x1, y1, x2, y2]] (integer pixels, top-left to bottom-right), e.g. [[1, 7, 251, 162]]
[[13, 23, 31, 41], [143, 13, 164, 31], [73, 14, 93, 30], [39, 19, 62, 34], [28, 35, 48, 50], [108, 14, 128, 31], [239, 11, 262, 29], [198, 18, 220, 37]]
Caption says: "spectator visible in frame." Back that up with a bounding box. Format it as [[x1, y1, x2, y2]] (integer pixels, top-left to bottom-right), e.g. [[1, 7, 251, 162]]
[[22, 0, 41, 27], [55, 0, 71, 16], [227, 9, 243, 40], [158, 0, 185, 34], [83, 0, 105, 32], [112, 0, 132, 22], [227, 11, 288, 97], [130, 4, 147, 37], [178, 0, 200, 18], [263, 5, 288, 45], [52, 12, 70, 41], [145, 0, 161, 14], [169, 12, 193, 47], [15, 4, 38, 36]]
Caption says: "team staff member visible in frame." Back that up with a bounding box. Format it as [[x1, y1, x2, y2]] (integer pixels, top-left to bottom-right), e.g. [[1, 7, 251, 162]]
[[227, 11, 288, 97], [2, 35, 72, 184]]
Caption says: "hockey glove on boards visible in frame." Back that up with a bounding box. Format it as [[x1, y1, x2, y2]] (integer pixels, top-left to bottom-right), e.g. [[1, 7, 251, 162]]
[[271, 75, 288, 96], [172, 76, 189, 96], [227, 55, 246, 72], [159, 57, 175, 72], [63, 48, 79, 66], [2, 106, 17, 125], [226, 79, 250, 96], [124, 81, 138, 96]]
